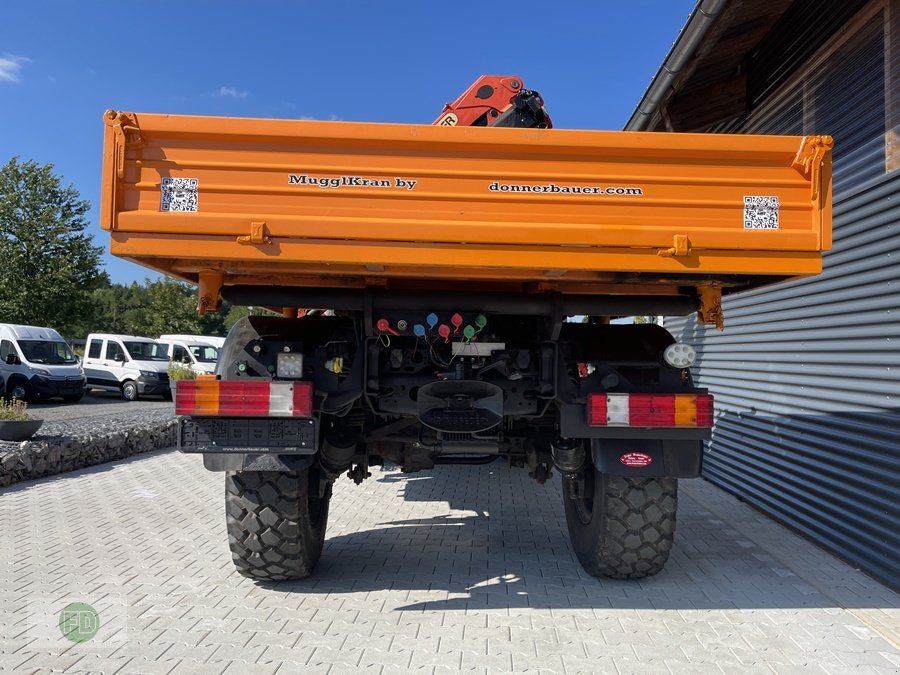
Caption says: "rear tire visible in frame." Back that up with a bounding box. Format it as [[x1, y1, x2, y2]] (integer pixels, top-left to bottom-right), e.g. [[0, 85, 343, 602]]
[[225, 468, 331, 580], [563, 468, 677, 579]]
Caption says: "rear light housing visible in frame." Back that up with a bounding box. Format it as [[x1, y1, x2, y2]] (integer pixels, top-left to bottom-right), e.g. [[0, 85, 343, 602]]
[[587, 393, 714, 427], [175, 380, 313, 417]]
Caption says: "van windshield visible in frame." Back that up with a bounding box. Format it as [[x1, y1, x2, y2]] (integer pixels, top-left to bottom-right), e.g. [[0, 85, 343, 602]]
[[189, 345, 219, 363], [124, 341, 169, 361], [18, 340, 78, 365]]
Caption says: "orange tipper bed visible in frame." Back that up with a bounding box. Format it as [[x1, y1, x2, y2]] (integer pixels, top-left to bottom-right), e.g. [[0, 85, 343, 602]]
[[100, 110, 832, 324]]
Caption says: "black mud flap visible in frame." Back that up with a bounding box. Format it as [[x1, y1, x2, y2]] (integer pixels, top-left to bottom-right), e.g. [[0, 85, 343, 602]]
[[591, 439, 702, 478]]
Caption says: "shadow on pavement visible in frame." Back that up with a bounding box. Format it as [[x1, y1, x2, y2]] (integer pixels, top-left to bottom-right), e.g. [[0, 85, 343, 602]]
[[261, 465, 900, 611]]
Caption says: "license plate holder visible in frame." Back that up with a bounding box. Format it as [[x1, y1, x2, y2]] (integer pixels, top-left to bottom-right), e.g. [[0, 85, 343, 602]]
[[178, 417, 317, 454]]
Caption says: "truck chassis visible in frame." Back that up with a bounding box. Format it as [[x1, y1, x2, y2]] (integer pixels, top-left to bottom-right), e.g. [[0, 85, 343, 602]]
[[177, 290, 710, 580]]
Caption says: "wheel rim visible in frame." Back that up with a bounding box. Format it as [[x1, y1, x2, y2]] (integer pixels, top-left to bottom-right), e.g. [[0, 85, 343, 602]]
[[10, 384, 26, 400], [573, 467, 595, 524], [124, 383, 136, 399]]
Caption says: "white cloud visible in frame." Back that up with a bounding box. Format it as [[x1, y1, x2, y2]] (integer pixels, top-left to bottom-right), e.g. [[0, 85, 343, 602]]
[[0, 54, 29, 83], [215, 86, 248, 99]]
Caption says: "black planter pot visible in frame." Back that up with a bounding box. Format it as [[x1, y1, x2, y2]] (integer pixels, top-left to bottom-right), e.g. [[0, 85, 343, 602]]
[[0, 419, 43, 442]]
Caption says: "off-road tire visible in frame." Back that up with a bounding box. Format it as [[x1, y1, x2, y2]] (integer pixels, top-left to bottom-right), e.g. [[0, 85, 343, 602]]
[[225, 469, 331, 581], [563, 470, 677, 579]]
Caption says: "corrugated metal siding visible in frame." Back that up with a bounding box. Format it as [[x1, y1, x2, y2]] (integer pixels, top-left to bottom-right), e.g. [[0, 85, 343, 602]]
[[666, 1, 900, 588]]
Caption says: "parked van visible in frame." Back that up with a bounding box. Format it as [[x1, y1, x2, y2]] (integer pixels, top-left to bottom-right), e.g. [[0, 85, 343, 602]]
[[0, 324, 86, 402], [157, 335, 220, 375], [82, 333, 170, 401]]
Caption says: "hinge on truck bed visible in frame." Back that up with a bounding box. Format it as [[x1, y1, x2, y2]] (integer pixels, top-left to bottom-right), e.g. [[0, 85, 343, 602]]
[[104, 110, 144, 179], [697, 285, 724, 331], [658, 234, 691, 258], [237, 221, 272, 246], [791, 135, 834, 204]]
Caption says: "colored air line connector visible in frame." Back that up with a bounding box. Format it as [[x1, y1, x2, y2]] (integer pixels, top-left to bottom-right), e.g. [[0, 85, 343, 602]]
[[413, 324, 426, 337], [438, 324, 451, 343], [451, 313, 464, 334], [426, 313, 439, 330], [376, 318, 400, 336]]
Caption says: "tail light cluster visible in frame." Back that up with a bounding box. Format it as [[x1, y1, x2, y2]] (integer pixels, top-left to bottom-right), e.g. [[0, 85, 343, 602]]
[[587, 393, 713, 428], [175, 380, 313, 417]]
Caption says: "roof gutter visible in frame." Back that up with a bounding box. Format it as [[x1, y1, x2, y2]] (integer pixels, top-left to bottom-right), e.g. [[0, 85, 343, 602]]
[[625, 0, 729, 131]]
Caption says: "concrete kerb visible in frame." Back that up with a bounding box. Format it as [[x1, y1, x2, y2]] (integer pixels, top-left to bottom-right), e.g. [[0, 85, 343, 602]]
[[0, 410, 176, 487]]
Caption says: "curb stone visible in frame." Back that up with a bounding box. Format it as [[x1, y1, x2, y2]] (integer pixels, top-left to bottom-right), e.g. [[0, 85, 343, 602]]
[[0, 409, 176, 486]]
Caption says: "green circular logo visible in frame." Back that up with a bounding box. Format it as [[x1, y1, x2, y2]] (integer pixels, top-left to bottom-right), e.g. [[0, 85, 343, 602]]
[[58, 602, 100, 643]]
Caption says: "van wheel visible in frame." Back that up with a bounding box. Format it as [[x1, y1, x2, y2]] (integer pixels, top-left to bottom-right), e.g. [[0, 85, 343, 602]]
[[121, 380, 139, 401], [8, 378, 31, 402]]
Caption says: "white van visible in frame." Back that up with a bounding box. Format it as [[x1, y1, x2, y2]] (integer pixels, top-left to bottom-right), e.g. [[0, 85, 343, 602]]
[[158, 334, 220, 375], [0, 324, 86, 402], [82, 333, 171, 401]]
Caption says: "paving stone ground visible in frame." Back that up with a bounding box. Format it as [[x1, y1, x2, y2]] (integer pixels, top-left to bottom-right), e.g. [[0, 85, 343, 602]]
[[1, 449, 897, 674]]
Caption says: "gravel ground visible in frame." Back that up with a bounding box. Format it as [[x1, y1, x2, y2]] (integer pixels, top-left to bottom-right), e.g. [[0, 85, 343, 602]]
[[23, 391, 172, 423]]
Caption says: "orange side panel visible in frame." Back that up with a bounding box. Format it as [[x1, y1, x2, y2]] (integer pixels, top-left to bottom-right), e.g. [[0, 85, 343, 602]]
[[100, 111, 832, 294]]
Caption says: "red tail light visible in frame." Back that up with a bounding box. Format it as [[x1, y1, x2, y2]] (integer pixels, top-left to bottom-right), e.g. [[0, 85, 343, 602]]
[[587, 393, 714, 428], [293, 381, 313, 417], [175, 380, 315, 417], [629, 394, 677, 427], [217, 381, 270, 416]]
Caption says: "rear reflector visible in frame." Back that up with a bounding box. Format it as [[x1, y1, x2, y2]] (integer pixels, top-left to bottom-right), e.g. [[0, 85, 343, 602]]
[[176, 380, 313, 417], [587, 393, 714, 427]]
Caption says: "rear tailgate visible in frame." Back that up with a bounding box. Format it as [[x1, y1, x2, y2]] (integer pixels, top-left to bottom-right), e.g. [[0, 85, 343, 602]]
[[100, 111, 832, 287]]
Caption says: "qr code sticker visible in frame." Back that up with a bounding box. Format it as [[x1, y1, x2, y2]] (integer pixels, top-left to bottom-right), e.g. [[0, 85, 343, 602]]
[[160, 177, 198, 212], [743, 196, 779, 229]]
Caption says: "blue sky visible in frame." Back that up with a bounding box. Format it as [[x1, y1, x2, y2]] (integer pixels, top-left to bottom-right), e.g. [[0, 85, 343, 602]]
[[1, 1, 695, 284]]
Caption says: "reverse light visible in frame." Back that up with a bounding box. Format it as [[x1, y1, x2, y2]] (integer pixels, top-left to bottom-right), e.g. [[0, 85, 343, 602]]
[[663, 343, 696, 369], [175, 380, 313, 417], [587, 393, 714, 428]]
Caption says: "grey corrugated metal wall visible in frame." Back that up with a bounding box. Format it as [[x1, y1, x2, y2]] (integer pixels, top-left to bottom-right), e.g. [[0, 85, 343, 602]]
[[665, 2, 900, 587]]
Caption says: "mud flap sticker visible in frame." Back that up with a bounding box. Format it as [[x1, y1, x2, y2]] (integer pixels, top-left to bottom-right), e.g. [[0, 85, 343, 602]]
[[743, 195, 779, 229], [161, 177, 199, 212]]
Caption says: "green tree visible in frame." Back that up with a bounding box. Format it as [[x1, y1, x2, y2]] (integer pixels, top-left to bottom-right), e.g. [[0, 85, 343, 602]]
[[123, 277, 201, 336], [0, 157, 103, 335]]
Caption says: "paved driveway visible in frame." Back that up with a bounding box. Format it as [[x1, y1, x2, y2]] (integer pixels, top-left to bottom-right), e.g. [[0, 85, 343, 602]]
[[1, 449, 897, 674]]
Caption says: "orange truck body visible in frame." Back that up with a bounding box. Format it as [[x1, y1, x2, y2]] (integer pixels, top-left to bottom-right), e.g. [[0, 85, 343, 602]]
[[100, 110, 832, 311]]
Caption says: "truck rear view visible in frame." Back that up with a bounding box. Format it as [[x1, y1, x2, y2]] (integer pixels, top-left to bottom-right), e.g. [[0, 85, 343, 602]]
[[100, 79, 832, 581]]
